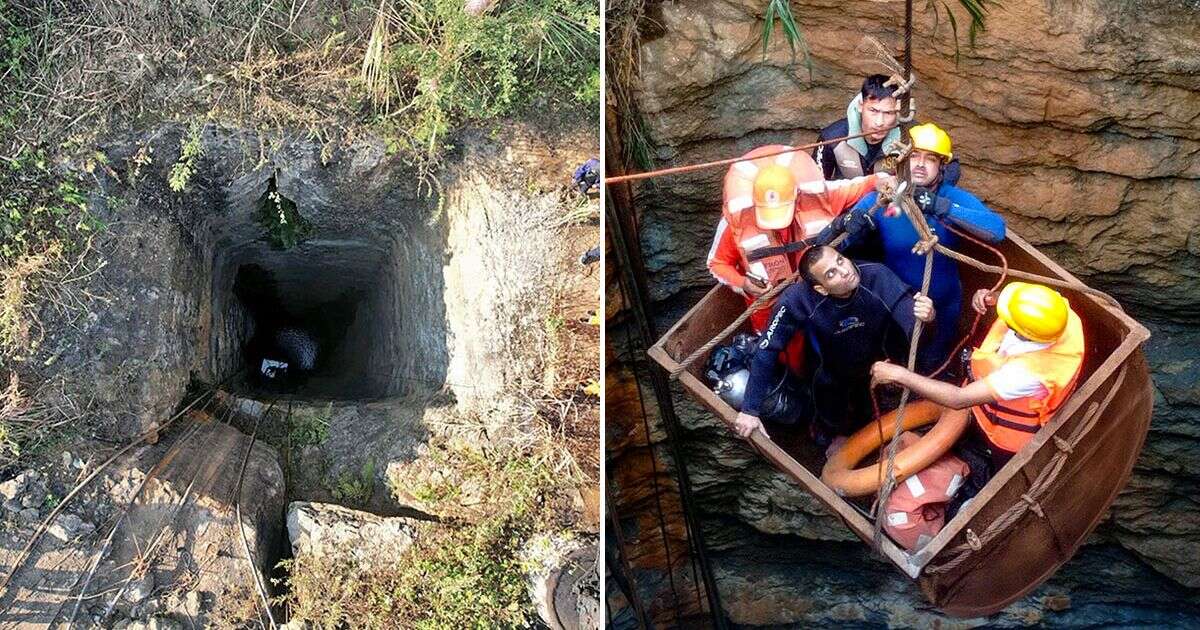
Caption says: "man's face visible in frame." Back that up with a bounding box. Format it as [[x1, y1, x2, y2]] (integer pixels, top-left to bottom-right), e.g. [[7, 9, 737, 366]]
[[808, 248, 861, 298], [860, 96, 898, 143], [910, 149, 943, 187]]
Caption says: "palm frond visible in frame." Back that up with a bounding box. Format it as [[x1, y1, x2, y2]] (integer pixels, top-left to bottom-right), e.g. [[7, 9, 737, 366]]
[[760, 0, 812, 79]]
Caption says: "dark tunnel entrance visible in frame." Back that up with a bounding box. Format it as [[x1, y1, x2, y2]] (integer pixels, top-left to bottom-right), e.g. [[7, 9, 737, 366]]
[[232, 262, 365, 396], [208, 237, 450, 401]]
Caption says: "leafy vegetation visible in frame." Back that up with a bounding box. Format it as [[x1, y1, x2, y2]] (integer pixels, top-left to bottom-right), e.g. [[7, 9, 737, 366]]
[[0, 148, 105, 355], [167, 122, 204, 192], [256, 174, 312, 250], [761, 0, 812, 77], [364, 0, 599, 159], [759, 0, 995, 67], [329, 458, 376, 504], [289, 403, 332, 448], [282, 431, 576, 628]]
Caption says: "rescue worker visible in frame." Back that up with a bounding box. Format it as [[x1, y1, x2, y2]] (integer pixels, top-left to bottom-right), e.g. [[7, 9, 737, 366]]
[[814, 75, 960, 185], [869, 282, 1085, 496], [732, 245, 936, 444], [707, 147, 893, 368], [839, 123, 1006, 371], [572, 158, 600, 195]]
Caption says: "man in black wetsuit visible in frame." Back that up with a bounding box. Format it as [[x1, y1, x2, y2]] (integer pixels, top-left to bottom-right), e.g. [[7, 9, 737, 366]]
[[732, 245, 936, 444]]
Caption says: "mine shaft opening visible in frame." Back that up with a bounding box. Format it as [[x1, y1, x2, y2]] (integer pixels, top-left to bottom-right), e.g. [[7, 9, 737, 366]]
[[209, 234, 450, 401]]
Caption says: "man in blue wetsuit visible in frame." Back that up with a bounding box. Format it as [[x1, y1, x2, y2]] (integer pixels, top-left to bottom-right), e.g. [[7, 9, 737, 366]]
[[732, 245, 935, 443], [836, 123, 1006, 372]]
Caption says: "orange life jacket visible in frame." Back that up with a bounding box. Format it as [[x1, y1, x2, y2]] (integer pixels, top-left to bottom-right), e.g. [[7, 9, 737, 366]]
[[968, 307, 1086, 453], [882, 431, 971, 551], [721, 145, 829, 288]]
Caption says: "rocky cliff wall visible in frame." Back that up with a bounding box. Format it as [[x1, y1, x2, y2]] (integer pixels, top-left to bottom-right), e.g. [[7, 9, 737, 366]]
[[607, 0, 1200, 625]]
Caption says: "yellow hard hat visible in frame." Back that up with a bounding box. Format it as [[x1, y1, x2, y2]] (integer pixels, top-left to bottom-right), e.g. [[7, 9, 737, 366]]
[[909, 123, 953, 161], [996, 282, 1069, 343], [752, 164, 797, 230]]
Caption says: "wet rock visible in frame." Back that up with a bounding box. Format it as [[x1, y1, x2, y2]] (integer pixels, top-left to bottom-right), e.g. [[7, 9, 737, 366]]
[[709, 532, 1200, 628], [287, 501, 427, 566], [17, 507, 40, 524]]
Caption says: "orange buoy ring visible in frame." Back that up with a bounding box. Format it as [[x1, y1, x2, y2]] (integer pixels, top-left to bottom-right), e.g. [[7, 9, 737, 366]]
[[821, 400, 971, 497]]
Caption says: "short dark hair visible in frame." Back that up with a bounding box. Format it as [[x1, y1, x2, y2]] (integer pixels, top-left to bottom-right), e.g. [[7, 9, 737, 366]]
[[799, 246, 829, 286], [861, 74, 895, 102]]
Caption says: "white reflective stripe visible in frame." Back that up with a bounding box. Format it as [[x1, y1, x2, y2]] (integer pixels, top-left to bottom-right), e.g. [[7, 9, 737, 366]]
[[749, 261, 768, 280], [946, 474, 963, 498], [887, 512, 909, 526], [905, 475, 927, 498], [774, 150, 794, 166], [733, 160, 758, 178], [740, 233, 770, 251], [797, 180, 830, 195], [727, 195, 753, 213], [708, 219, 741, 291], [802, 218, 830, 235], [707, 219, 727, 266]]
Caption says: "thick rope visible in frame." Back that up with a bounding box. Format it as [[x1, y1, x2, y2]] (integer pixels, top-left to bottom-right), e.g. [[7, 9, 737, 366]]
[[870, 0, 922, 552], [871, 248, 934, 550], [933, 243, 1124, 311], [925, 364, 1129, 575], [605, 127, 899, 185]]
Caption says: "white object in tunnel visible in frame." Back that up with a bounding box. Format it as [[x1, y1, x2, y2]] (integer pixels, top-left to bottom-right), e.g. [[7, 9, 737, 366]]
[[261, 358, 288, 379]]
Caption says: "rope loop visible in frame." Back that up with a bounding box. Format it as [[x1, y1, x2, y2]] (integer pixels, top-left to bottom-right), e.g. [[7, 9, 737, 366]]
[[1021, 493, 1045, 518], [1053, 436, 1074, 454], [965, 529, 982, 550]]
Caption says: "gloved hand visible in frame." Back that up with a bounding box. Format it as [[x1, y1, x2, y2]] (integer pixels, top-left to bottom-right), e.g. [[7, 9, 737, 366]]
[[913, 186, 952, 219], [812, 206, 877, 246]]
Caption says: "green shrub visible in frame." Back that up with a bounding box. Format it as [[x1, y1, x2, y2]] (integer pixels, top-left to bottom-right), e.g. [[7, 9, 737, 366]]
[[256, 173, 312, 249], [167, 122, 203, 192], [366, 0, 599, 158], [282, 440, 561, 628]]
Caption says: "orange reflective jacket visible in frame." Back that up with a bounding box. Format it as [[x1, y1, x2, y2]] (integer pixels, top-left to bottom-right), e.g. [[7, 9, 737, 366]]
[[969, 307, 1086, 453], [708, 145, 878, 310]]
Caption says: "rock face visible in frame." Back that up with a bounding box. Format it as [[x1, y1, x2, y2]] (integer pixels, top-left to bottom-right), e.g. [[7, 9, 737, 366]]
[[0, 414, 287, 628], [19, 116, 593, 445], [97, 416, 288, 627], [286, 501, 427, 565], [607, 0, 1200, 625]]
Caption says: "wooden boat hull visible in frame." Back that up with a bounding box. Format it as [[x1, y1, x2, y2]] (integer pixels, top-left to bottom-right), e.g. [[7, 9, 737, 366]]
[[648, 232, 1152, 617]]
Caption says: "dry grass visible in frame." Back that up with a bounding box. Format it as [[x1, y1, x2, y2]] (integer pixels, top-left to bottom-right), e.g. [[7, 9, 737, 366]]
[[0, 372, 87, 468], [0, 237, 106, 361]]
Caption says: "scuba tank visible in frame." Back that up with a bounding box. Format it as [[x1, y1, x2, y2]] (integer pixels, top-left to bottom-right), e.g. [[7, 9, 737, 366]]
[[705, 333, 808, 425], [713, 369, 750, 409]]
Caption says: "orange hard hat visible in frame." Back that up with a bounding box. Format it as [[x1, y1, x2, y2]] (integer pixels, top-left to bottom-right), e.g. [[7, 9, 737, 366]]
[[752, 164, 797, 230]]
